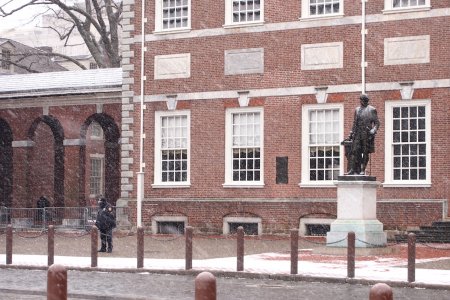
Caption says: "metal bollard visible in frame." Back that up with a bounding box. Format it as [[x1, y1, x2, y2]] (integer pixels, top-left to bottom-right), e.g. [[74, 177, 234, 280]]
[[369, 283, 393, 300], [347, 231, 355, 278], [195, 271, 216, 300], [185, 226, 193, 270], [91, 226, 98, 268], [408, 232, 416, 283], [237, 226, 244, 271], [137, 226, 144, 268], [6, 224, 12, 265], [290, 229, 299, 275], [47, 264, 67, 300], [48, 225, 55, 266]]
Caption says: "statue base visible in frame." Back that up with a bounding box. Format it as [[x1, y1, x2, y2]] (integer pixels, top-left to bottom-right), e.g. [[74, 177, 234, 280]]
[[326, 177, 387, 248]]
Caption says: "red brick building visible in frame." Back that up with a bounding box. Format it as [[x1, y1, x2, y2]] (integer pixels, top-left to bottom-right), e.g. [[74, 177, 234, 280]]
[[118, 0, 450, 235], [0, 69, 122, 209]]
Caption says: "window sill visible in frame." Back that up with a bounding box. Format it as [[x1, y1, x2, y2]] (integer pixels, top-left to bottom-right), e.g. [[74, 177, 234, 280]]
[[382, 182, 431, 188], [222, 183, 265, 188], [298, 182, 337, 188], [152, 183, 191, 188], [222, 21, 265, 29], [299, 13, 344, 22], [153, 28, 192, 35], [382, 6, 430, 15]]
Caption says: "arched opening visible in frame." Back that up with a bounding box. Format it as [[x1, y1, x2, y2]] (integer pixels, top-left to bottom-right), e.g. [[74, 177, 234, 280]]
[[0, 118, 13, 208], [80, 113, 120, 206], [27, 116, 65, 207]]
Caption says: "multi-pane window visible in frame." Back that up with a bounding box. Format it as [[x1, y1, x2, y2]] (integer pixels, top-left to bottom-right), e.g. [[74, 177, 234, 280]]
[[154, 111, 190, 186], [232, 112, 261, 181], [155, 0, 190, 32], [392, 106, 426, 180], [385, 0, 429, 11], [309, 0, 340, 16], [162, 0, 189, 30], [89, 62, 98, 69], [1, 49, 11, 70], [385, 100, 430, 185], [302, 0, 342, 18], [308, 109, 340, 181], [225, 0, 264, 26], [232, 0, 261, 23], [393, 0, 426, 8], [89, 157, 104, 196], [301, 104, 343, 185], [225, 108, 263, 186], [90, 122, 103, 139]]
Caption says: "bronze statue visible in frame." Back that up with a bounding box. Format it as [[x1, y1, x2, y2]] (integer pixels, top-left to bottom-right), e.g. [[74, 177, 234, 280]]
[[345, 94, 380, 175]]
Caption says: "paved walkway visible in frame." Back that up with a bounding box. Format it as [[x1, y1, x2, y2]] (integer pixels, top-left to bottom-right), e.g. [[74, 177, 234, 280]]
[[1, 231, 450, 288]]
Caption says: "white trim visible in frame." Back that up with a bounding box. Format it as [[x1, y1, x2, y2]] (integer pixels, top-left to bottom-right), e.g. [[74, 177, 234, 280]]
[[224, 0, 264, 27], [154, 0, 191, 33], [300, 103, 344, 186], [153, 110, 191, 187], [384, 99, 431, 186], [138, 79, 450, 102], [224, 107, 264, 187], [63, 139, 86, 146], [151, 216, 188, 234], [12, 140, 35, 148], [223, 216, 262, 235], [301, 42, 344, 70], [140, 8, 448, 43], [383, 0, 430, 14], [300, 0, 344, 20], [89, 155, 105, 198]]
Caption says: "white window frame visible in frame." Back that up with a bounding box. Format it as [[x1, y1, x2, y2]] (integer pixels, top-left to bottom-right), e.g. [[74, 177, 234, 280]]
[[224, 107, 264, 188], [89, 121, 104, 140], [224, 0, 264, 28], [384, 100, 431, 187], [300, 103, 344, 187], [155, 0, 191, 33], [1, 48, 12, 70], [153, 110, 191, 188], [301, 0, 344, 20], [383, 0, 430, 14], [89, 154, 104, 197]]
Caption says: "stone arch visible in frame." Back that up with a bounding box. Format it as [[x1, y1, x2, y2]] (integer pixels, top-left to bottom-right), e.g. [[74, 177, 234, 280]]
[[27, 115, 65, 207], [0, 118, 13, 207], [80, 113, 120, 206]]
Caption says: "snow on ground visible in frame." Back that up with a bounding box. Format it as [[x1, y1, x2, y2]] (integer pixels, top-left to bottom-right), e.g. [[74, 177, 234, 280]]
[[1, 252, 449, 286]]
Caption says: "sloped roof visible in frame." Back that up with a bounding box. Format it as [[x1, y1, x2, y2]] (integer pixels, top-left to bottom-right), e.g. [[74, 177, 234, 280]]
[[0, 37, 67, 73], [0, 68, 122, 98]]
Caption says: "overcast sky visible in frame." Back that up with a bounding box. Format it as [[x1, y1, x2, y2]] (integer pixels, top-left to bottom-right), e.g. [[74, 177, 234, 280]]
[[0, 0, 48, 31]]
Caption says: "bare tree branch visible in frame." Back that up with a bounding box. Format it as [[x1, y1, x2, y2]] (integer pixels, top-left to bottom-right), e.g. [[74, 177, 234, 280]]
[[1, 0, 122, 69]]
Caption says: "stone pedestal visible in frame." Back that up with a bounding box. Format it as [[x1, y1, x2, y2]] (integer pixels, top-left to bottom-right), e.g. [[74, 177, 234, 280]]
[[326, 176, 387, 248]]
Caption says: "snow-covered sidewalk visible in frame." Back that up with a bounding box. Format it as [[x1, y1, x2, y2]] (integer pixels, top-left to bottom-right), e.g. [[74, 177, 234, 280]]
[[1, 252, 450, 287]]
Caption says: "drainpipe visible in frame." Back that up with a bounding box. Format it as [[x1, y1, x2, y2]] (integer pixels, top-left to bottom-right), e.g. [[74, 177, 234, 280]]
[[361, 0, 367, 94], [137, 0, 147, 228]]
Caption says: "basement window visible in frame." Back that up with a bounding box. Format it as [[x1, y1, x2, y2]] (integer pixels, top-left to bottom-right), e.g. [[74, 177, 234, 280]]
[[157, 221, 185, 234], [299, 217, 334, 236], [223, 216, 262, 235], [152, 216, 187, 234], [306, 224, 330, 236]]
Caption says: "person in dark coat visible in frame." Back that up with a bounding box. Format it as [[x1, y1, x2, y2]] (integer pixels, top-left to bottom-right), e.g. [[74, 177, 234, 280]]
[[346, 94, 380, 175], [95, 197, 116, 253], [36, 196, 50, 221]]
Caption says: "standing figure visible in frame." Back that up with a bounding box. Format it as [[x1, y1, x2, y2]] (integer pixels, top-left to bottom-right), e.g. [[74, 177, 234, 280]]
[[346, 94, 380, 175], [95, 197, 116, 253], [36, 196, 50, 222]]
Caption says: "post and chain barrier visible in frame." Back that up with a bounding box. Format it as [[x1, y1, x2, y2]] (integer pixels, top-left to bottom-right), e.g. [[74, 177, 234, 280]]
[[48, 225, 54, 266], [290, 229, 299, 275], [91, 226, 98, 268], [236, 226, 244, 272], [369, 283, 393, 300], [347, 231, 355, 278], [137, 226, 144, 269], [185, 226, 193, 270], [408, 233, 416, 283], [47, 264, 67, 300], [195, 272, 216, 300]]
